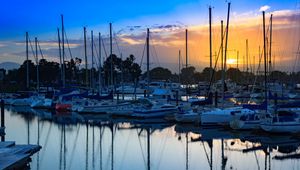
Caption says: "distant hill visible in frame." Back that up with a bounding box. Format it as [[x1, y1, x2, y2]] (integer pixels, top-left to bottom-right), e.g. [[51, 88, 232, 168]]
[[0, 62, 20, 70]]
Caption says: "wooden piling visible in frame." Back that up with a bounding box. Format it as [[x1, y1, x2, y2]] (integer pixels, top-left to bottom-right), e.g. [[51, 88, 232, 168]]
[[1, 100, 4, 142]]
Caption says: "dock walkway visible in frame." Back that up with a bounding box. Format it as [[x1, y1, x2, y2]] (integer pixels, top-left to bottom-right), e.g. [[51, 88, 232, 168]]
[[0, 141, 41, 169]]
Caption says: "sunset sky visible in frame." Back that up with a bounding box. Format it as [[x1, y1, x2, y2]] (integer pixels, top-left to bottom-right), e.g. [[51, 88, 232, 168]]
[[0, 0, 299, 73]]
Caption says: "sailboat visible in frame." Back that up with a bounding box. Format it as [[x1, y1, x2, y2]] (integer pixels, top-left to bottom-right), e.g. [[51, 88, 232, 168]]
[[200, 3, 256, 126], [129, 28, 179, 119]]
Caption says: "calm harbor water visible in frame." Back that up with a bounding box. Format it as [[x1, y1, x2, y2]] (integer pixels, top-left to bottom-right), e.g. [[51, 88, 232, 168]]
[[4, 106, 300, 170]]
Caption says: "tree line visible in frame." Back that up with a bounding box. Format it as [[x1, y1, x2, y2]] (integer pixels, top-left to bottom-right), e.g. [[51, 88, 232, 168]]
[[1, 53, 300, 92]]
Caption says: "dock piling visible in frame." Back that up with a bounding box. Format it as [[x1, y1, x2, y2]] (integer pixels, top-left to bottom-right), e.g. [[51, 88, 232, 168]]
[[1, 99, 5, 141]]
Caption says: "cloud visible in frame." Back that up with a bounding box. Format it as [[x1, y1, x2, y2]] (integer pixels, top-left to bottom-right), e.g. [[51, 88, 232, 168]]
[[259, 5, 271, 12], [14, 40, 82, 50], [0, 43, 7, 48], [119, 37, 144, 45]]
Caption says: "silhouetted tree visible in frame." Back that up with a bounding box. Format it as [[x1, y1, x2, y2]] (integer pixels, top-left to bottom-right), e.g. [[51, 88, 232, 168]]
[[180, 66, 197, 84]]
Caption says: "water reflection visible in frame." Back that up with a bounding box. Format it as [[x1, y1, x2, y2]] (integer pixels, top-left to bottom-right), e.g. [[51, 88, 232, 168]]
[[4, 106, 300, 170]]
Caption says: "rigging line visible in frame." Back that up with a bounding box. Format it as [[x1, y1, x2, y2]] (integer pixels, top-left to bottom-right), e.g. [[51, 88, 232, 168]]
[[113, 32, 122, 57], [201, 141, 212, 167], [101, 38, 109, 59], [140, 38, 147, 69], [249, 47, 263, 103], [292, 39, 300, 72], [89, 40, 96, 67], [156, 129, 169, 170], [149, 34, 161, 67], [254, 150, 261, 170], [28, 37, 37, 62], [136, 128, 147, 168], [59, 124, 63, 170], [119, 130, 133, 170], [37, 41, 45, 60], [94, 127, 102, 168], [207, 27, 226, 94], [93, 40, 99, 68], [40, 122, 53, 164], [64, 30, 73, 60], [104, 134, 112, 170], [68, 124, 81, 170]]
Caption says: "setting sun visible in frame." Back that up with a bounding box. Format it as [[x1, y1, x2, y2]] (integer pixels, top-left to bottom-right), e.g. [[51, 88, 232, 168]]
[[227, 58, 237, 65]]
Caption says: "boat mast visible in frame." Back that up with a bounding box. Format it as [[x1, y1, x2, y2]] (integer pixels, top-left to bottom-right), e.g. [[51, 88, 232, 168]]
[[26, 32, 29, 89], [147, 128, 150, 170], [209, 6, 213, 79], [185, 29, 188, 69], [110, 23, 113, 88], [57, 28, 63, 85], [84, 27, 88, 88], [263, 11, 268, 111], [35, 37, 39, 92], [221, 20, 224, 72], [110, 124, 114, 170], [91, 30, 94, 90], [236, 50, 239, 69], [98, 32, 102, 94], [246, 39, 249, 83], [269, 14, 273, 75], [147, 28, 150, 97], [186, 133, 189, 170], [179, 50, 181, 83], [61, 15, 65, 88], [185, 29, 189, 97], [221, 20, 225, 107], [120, 53, 124, 100], [224, 2, 231, 86]]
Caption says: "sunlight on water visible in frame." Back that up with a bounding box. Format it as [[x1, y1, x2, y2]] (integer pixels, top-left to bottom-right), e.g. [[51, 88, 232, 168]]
[[4, 106, 300, 170]]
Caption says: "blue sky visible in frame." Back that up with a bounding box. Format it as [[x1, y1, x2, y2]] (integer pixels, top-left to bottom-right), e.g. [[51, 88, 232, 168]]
[[0, 0, 299, 72], [1, 0, 298, 39]]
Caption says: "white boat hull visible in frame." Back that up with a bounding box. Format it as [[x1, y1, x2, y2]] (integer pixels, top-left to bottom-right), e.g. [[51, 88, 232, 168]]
[[260, 122, 300, 133], [230, 120, 261, 130], [77, 102, 131, 113], [132, 108, 178, 118], [31, 99, 53, 109], [11, 98, 32, 106], [201, 107, 254, 126], [175, 111, 201, 123]]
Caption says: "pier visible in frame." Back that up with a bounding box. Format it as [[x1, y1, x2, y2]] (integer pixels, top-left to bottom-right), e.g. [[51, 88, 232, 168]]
[[0, 100, 41, 169]]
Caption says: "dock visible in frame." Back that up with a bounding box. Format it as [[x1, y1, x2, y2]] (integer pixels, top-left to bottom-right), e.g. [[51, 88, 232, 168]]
[[0, 141, 41, 169], [0, 100, 41, 169]]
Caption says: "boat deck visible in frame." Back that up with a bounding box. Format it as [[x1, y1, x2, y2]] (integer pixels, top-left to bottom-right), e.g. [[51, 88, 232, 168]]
[[0, 141, 41, 169]]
